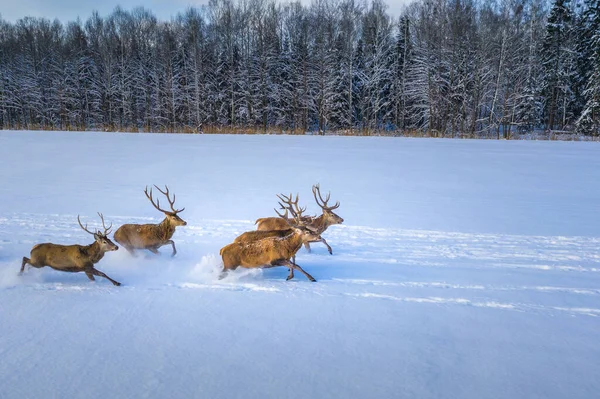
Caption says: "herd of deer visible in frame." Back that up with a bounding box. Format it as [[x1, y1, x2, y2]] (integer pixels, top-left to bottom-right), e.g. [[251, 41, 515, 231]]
[[19, 184, 343, 286]]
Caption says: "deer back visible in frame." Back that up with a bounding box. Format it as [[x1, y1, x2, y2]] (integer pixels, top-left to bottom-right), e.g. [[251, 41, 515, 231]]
[[234, 229, 294, 244], [114, 219, 176, 248], [255, 217, 290, 231], [255, 215, 316, 232]]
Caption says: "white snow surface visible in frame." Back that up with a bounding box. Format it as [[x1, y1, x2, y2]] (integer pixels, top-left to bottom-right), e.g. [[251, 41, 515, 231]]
[[0, 131, 599, 399]]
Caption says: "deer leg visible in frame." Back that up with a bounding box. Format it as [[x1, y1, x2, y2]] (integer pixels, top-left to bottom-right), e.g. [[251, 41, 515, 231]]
[[290, 261, 316, 282], [219, 266, 238, 280], [320, 238, 333, 255], [219, 261, 238, 280], [90, 268, 121, 286], [148, 247, 160, 255], [275, 260, 316, 282], [21, 257, 44, 273], [304, 242, 311, 253], [271, 259, 295, 280], [286, 268, 295, 281], [309, 239, 332, 254], [124, 246, 137, 257], [20, 257, 30, 274], [167, 240, 177, 257], [85, 271, 96, 281]]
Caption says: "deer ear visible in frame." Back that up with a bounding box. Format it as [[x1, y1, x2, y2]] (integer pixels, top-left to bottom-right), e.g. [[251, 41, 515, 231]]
[[94, 233, 101, 240]]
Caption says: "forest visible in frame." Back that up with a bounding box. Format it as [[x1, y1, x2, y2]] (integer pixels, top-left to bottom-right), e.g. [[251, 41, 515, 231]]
[[0, 0, 598, 137]]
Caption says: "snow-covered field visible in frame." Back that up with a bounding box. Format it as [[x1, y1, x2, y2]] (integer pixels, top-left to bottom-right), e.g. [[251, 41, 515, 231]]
[[0, 131, 599, 399]]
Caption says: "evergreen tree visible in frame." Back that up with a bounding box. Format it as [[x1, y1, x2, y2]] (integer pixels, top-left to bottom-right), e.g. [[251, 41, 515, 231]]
[[576, 0, 600, 134], [542, 0, 574, 130]]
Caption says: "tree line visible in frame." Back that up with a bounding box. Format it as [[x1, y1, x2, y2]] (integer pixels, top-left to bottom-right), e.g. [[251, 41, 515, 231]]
[[0, 0, 599, 137]]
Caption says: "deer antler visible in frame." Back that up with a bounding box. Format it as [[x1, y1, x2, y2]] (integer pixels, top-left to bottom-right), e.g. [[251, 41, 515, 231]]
[[312, 184, 340, 211], [274, 205, 290, 220], [153, 185, 185, 213], [276, 193, 306, 217], [77, 215, 96, 236], [78, 214, 112, 236], [275, 198, 310, 229], [97, 212, 112, 236], [145, 186, 168, 213]]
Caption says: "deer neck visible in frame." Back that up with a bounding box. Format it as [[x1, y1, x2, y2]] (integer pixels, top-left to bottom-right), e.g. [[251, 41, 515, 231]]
[[85, 241, 106, 264], [311, 214, 328, 232], [283, 231, 305, 254], [159, 218, 177, 240]]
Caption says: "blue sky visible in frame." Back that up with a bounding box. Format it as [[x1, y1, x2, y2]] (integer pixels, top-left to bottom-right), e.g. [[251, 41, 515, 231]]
[[0, 0, 405, 23]]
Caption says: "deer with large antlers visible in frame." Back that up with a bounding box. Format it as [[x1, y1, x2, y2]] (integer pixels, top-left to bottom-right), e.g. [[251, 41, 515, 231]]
[[20, 213, 121, 286], [234, 194, 304, 264], [113, 185, 187, 256], [220, 201, 321, 282], [255, 184, 343, 254]]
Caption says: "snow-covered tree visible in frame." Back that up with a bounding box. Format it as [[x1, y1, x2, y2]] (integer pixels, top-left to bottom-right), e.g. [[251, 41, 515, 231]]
[[576, 0, 600, 134], [542, 0, 575, 130]]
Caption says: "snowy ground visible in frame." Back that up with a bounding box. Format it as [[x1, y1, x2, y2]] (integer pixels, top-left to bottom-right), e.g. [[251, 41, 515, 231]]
[[0, 131, 599, 399]]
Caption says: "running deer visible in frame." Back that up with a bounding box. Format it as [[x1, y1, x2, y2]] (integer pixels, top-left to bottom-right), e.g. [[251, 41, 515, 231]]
[[255, 184, 343, 254], [20, 213, 121, 286], [220, 203, 321, 282], [234, 194, 305, 264], [113, 185, 187, 256]]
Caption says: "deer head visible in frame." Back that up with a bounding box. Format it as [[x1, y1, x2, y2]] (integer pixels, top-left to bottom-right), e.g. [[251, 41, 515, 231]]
[[275, 197, 321, 241], [144, 185, 187, 226], [78, 213, 119, 251], [312, 184, 343, 225]]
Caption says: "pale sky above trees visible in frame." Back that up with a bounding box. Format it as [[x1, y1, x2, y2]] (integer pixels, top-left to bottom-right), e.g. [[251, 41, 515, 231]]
[[0, 0, 405, 22]]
